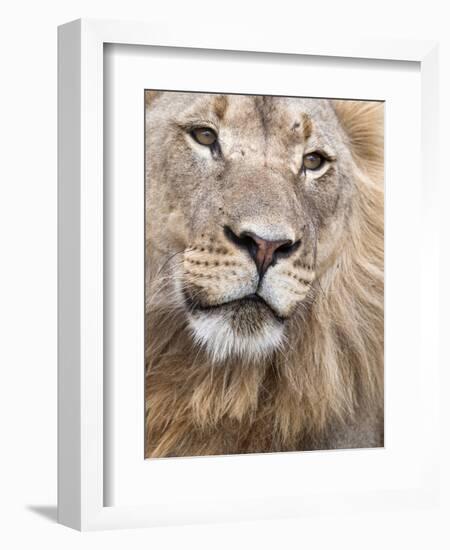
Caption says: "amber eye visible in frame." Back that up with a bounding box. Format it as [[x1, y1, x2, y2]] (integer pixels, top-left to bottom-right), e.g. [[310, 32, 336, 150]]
[[191, 127, 218, 146], [303, 152, 325, 171]]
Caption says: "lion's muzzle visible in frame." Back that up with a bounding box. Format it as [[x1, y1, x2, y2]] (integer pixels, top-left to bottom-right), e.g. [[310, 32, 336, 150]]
[[223, 225, 301, 278]]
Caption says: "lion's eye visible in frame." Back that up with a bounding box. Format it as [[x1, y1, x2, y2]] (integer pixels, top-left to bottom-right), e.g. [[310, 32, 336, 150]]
[[303, 152, 325, 171], [191, 127, 218, 146]]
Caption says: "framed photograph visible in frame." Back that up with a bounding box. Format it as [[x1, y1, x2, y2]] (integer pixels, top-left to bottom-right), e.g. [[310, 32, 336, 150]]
[[58, 18, 439, 530]]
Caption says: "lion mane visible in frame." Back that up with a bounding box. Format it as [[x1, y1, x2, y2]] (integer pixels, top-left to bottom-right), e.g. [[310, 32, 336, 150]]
[[145, 97, 384, 458]]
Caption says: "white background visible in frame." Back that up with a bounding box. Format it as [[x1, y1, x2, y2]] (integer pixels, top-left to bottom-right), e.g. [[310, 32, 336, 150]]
[[0, 0, 449, 548]]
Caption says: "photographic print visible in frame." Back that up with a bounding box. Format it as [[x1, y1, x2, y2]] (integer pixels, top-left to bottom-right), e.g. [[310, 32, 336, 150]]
[[144, 91, 384, 458]]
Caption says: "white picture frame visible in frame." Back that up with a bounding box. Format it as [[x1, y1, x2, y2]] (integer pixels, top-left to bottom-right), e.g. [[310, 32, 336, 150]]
[[58, 18, 440, 531]]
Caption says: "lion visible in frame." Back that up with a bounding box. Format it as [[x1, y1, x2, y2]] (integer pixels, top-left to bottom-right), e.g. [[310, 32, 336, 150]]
[[145, 91, 384, 458]]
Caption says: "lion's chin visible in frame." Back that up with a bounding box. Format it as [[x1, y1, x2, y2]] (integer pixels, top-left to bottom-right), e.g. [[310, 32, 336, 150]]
[[187, 300, 285, 363]]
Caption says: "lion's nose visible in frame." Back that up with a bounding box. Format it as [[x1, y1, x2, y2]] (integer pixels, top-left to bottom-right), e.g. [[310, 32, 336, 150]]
[[224, 226, 300, 277]]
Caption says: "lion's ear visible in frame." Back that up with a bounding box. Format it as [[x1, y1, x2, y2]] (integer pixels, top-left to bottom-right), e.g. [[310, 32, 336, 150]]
[[333, 100, 384, 178], [145, 90, 162, 109]]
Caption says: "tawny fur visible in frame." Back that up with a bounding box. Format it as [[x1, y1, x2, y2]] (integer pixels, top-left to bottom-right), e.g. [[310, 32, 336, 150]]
[[145, 95, 384, 458]]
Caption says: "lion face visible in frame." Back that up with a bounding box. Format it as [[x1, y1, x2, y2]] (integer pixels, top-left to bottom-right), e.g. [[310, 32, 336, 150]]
[[146, 93, 357, 362]]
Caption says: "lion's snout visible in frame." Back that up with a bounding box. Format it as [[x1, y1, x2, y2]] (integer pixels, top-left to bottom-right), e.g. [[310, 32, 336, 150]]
[[182, 221, 316, 322], [223, 225, 300, 277]]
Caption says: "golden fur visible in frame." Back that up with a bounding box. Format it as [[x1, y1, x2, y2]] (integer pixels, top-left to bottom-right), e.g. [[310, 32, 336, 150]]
[[145, 93, 384, 457]]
